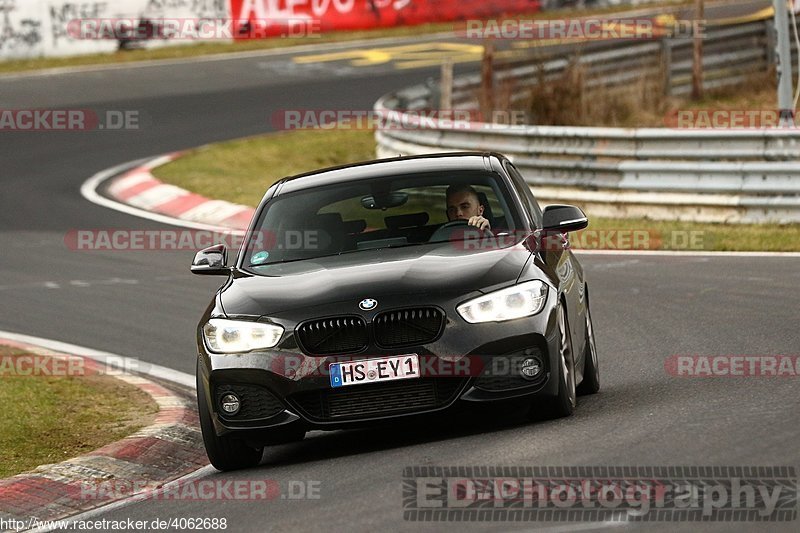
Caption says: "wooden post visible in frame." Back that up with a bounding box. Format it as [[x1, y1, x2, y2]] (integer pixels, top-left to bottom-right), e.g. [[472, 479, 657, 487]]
[[440, 58, 453, 112], [692, 0, 704, 100], [480, 40, 495, 121]]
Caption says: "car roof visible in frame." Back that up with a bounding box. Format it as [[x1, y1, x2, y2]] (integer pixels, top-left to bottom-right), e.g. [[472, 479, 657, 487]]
[[274, 152, 507, 195]]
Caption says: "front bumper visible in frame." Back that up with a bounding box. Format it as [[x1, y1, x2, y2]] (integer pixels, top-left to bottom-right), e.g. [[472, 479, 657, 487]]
[[197, 291, 561, 436]]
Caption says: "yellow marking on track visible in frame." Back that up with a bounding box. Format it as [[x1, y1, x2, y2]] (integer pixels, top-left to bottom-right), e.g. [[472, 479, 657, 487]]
[[294, 42, 484, 69]]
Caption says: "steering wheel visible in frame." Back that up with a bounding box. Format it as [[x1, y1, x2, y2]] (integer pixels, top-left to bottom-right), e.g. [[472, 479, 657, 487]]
[[428, 219, 493, 243]]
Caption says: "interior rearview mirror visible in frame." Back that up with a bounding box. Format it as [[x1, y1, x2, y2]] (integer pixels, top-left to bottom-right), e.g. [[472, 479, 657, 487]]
[[361, 192, 409, 210]]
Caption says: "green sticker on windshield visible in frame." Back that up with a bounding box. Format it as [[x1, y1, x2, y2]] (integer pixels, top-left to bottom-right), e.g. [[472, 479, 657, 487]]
[[251, 251, 270, 265]]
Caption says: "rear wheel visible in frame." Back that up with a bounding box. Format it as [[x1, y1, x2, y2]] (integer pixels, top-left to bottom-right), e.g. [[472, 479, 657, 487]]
[[577, 289, 600, 395], [197, 361, 264, 471], [529, 304, 576, 420]]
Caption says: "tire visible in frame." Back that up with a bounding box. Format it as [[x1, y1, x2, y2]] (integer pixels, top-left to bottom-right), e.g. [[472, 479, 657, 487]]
[[577, 288, 600, 396], [196, 361, 264, 472], [529, 303, 576, 420]]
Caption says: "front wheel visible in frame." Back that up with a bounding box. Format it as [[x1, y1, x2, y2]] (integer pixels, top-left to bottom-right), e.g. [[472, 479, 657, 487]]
[[577, 289, 600, 395], [197, 361, 264, 471], [529, 304, 576, 420]]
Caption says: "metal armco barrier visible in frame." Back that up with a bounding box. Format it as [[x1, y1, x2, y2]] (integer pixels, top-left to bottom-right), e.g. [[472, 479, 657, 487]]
[[374, 17, 800, 223]]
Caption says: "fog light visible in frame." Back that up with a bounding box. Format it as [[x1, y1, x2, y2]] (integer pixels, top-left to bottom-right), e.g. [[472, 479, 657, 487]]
[[220, 393, 240, 415], [520, 357, 544, 380]]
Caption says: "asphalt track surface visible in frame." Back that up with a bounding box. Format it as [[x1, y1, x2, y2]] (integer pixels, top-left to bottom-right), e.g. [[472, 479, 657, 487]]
[[1, 1, 798, 531]]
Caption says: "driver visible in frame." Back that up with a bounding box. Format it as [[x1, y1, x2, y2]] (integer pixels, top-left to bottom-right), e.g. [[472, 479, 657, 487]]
[[445, 185, 491, 230]]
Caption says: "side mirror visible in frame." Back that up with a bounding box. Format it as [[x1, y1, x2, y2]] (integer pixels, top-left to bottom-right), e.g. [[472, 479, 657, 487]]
[[542, 204, 588, 233], [191, 244, 230, 276]]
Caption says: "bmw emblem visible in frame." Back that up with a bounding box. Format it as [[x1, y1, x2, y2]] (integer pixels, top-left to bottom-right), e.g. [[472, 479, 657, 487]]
[[359, 298, 378, 311]]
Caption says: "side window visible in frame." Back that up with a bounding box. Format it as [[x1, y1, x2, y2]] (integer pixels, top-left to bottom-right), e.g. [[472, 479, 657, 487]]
[[505, 162, 543, 228]]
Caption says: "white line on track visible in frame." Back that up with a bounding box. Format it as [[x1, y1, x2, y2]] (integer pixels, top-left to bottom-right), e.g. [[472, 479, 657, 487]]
[[526, 521, 630, 532], [80, 158, 233, 232], [0, 329, 193, 388], [574, 249, 800, 257]]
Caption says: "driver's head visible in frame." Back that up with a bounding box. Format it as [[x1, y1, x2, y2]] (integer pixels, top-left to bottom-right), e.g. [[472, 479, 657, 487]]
[[445, 185, 484, 221]]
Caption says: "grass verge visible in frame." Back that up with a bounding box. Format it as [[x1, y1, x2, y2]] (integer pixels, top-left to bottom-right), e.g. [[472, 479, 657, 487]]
[[154, 129, 377, 206], [151, 129, 800, 252], [0, 345, 159, 478], [584, 217, 800, 253]]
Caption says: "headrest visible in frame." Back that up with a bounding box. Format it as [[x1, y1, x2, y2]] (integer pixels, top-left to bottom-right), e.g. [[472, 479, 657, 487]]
[[313, 213, 343, 228], [342, 219, 367, 234], [476, 192, 494, 221]]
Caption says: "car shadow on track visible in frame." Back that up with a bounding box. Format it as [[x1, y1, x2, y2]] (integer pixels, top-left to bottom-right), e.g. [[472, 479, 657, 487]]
[[256, 398, 580, 468]]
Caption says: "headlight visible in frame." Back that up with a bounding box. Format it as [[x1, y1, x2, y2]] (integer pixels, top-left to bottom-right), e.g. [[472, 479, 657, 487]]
[[203, 318, 284, 353], [457, 280, 548, 323]]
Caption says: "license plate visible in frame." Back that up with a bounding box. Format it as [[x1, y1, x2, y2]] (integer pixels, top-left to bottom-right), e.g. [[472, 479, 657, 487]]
[[329, 354, 419, 388]]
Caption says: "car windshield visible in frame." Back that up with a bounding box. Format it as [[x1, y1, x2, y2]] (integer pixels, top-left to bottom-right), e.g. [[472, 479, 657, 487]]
[[242, 170, 523, 269]]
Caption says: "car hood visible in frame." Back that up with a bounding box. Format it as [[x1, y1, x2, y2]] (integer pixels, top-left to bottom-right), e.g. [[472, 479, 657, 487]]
[[220, 239, 533, 316]]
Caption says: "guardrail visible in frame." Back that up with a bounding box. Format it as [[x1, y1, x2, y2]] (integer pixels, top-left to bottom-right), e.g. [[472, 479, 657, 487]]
[[375, 17, 800, 224]]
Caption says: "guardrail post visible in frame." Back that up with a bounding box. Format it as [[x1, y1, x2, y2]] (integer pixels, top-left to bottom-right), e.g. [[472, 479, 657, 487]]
[[766, 19, 776, 67], [764, 16, 793, 101], [661, 39, 673, 97], [773, 0, 795, 123]]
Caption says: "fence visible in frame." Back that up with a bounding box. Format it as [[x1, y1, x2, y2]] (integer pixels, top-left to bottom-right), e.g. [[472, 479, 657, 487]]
[[375, 17, 800, 223]]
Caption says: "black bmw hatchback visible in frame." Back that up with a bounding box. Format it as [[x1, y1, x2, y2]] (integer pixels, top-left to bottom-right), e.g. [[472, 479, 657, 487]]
[[192, 152, 599, 471]]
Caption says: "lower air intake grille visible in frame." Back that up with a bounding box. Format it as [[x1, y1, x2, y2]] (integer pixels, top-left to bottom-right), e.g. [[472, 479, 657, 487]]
[[289, 378, 464, 420]]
